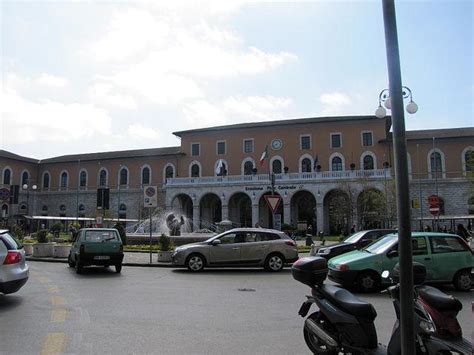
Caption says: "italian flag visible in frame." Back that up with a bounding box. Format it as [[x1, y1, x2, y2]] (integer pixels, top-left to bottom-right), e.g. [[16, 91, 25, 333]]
[[259, 145, 268, 166]]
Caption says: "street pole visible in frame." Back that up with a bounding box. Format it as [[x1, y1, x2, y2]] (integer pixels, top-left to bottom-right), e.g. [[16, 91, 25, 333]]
[[76, 159, 80, 221], [381, 1, 415, 353], [432, 137, 439, 230], [417, 144, 423, 230], [149, 206, 152, 264]]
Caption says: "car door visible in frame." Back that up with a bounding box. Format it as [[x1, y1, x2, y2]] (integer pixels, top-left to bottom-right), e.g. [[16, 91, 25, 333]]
[[240, 232, 269, 264], [209, 232, 242, 264], [429, 236, 473, 282], [411, 235, 435, 281]]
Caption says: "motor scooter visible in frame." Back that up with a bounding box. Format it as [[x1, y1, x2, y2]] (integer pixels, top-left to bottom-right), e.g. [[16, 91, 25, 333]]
[[292, 256, 451, 354]]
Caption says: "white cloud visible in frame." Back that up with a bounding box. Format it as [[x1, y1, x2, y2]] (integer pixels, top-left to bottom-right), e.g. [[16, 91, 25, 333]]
[[320, 92, 352, 106], [127, 123, 161, 140], [88, 82, 137, 109], [35, 74, 69, 87]]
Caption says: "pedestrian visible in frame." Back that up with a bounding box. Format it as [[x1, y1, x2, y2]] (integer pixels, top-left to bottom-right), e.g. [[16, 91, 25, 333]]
[[305, 225, 313, 246], [456, 224, 470, 241]]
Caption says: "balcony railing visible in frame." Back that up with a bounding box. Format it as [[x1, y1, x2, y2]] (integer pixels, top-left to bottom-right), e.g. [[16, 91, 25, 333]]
[[165, 169, 392, 187]]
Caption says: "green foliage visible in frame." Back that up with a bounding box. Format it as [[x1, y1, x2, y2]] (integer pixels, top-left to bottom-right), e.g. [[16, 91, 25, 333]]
[[159, 233, 171, 251], [281, 223, 295, 231], [51, 223, 64, 233], [114, 222, 127, 245], [37, 229, 49, 243], [10, 224, 26, 240]]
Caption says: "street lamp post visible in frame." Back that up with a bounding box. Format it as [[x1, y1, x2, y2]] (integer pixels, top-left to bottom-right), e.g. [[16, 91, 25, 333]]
[[22, 181, 37, 232]]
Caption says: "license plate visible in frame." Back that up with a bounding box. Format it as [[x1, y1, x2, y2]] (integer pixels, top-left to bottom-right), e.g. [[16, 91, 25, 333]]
[[94, 255, 110, 260]]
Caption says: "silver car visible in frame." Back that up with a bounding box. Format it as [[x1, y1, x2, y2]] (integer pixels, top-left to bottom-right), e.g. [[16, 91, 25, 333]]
[[172, 228, 299, 272], [0, 230, 29, 294]]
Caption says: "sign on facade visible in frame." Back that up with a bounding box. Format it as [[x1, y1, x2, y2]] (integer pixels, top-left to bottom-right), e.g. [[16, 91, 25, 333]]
[[144, 186, 158, 207]]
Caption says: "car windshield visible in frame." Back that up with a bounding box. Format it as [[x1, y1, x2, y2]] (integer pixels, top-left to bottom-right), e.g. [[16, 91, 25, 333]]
[[85, 230, 119, 242], [364, 235, 398, 254], [0, 232, 22, 250], [343, 231, 366, 243]]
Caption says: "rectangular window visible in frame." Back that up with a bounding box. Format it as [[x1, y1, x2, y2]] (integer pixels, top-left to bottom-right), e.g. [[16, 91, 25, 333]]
[[300, 135, 311, 150], [191, 143, 200, 157], [331, 133, 341, 148], [217, 141, 226, 155], [243, 139, 254, 153], [362, 132, 373, 146]]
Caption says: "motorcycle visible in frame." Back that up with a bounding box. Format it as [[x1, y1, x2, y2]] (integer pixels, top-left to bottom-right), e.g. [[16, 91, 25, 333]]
[[291, 256, 451, 354]]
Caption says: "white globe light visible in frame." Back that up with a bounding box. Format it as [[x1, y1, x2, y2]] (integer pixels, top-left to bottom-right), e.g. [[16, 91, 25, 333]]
[[22, 184, 28, 190], [406, 101, 418, 114], [384, 97, 392, 109], [32, 184, 38, 190], [375, 106, 387, 118]]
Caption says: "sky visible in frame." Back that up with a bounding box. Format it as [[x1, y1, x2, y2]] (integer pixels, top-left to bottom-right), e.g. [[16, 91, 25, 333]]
[[1, 0, 473, 160]]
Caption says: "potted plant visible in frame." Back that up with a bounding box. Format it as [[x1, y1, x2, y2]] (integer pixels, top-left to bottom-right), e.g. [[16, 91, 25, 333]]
[[33, 229, 55, 257], [284, 166, 289, 174], [316, 165, 322, 172], [350, 163, 356, 170], [23, 238, 34, 255], [252, 167, 258, 175], [157, 233, 173, 262]]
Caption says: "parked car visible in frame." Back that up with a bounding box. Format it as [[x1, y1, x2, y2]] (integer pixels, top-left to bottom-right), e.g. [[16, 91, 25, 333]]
[[68, 228, 124, 274], [314, 229, 396, 259], [328, 232, 473, 292], [172, 228, 299, 272], [0, 229, 29, 294]]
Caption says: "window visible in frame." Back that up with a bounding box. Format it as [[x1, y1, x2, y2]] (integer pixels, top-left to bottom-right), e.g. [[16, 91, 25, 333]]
[[301, 158, 312, 173], [243, 139, 254, 153], [219, 233, 238, 244], [22, 171, 29, 186], [465, 150, 474, 172], [165, 166, 174, 179], [331, 133, 341, 148], [255, 232, 279, 241], [191, 164, 200, 177], [331, 157, 343, 171], [244, 161, 253, 175], [78, 204, 85, 217], [60, 172, 68, 188], [362, 132, 373, 146], [430, 152, 442, 174], [363, 155, 374, 170], [300, 135, 311, 150], [272, 160, 282, 174], [43, 173, 50, 188], [431, 236, 469, 254], [119, 203, 127, 219], [80, 171, 87, 187], [119, 168, 128, 186], [191, 143, 200, 156], [217, 141, 226, 155], [142, 167, 150, 185], [99, 170, 107, 186], [3, 169, 11, 185], [412, 237, 428, 255]]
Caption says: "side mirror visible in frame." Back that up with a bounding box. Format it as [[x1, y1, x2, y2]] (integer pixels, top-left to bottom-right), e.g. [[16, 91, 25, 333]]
[[210, 239, 221, 246], [387, 250, 398, 258]]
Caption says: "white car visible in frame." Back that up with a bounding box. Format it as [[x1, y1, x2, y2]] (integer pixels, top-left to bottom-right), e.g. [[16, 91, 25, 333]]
[[0, 230, 29, 294]]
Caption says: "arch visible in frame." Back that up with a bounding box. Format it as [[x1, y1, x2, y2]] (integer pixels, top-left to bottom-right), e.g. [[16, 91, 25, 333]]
[[189, 161, 202, 177], [20, 170, 30, 186], [299, 154, 313, 173], [427, 148, 446, 179], [329, 152, 345, 171], [228, 192, 252, 227], [270, 155, 285, 174], [141, 164, 152, 185], [360, 151, 377, 170], [119, 203, 127, 219], [41, 205, 48, 216], [357, 188, 386, 229], [290, 190, 316, 230], [214, 159, 228, 176], [98, 168, 108, 187], [59, 204, 67, 217], [42, 171, 51, 189], [79, 169, 88, 188], [78, 204, 86, 217], [241, 157, 256, 175], [461, 146, 474, 175], [199, 193, 222, 231], [2, 167, 12, 185], [170, 193, 194, 232], [163, 163, 175, 183], [324, 189, 351, 235], [119, 166, 129, 186], [59, 170, 69, 189]]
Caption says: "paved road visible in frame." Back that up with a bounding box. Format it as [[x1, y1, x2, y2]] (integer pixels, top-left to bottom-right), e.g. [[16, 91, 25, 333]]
[[1, 262, 473, 354]]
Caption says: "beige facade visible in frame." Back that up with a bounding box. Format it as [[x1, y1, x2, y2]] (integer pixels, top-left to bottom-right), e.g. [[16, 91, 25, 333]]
[[1, 116, 473, 234]]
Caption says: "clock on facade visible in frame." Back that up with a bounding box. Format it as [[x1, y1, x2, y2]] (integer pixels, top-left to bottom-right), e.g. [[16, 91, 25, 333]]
[[271, 139, 283, 151]]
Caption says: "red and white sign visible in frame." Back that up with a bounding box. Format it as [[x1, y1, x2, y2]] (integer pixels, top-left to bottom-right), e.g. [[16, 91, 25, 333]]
[[264, 195, 282, 214], [427, 195, 440, 215], [144, 186, 158, 208]]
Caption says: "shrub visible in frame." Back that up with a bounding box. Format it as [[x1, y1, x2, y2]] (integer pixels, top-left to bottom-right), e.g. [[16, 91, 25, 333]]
[[114, 222, 127, 245], [37, 229, 49, 243], [159, 233, 171, 251]]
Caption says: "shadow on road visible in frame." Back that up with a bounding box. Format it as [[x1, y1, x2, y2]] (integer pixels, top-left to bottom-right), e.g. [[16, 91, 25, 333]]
[[66, 265, 122, 278], [0, 294, 24, 311], [172, 268, 292, 275]]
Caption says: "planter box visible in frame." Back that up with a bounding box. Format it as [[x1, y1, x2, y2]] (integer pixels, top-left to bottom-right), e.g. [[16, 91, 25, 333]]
[[157, 251, 173, 263], [23, 244, 34, 256], [33, 243, 55, 257], [53, 245, 71, 258]]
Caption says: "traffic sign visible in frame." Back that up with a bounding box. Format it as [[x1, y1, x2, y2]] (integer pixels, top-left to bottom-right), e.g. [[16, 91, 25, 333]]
[[0, 188, 10, 201], [427, 195, 440, 208], [429, 207, 440, 215], [264, 195, 282, 214], [144, 186, 158, 207]]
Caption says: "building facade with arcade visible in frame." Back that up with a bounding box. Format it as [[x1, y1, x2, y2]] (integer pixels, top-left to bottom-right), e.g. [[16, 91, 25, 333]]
[[1, 115, 473, 234]]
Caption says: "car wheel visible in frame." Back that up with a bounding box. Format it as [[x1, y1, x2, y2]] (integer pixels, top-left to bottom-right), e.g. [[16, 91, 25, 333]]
[[186, 254, 205, 272], [265, 253, 285, 272], [453, 269, 472, 291], [356, 271, 380, 293], [75, 259, 83, 274], [68, 255, 75, 268], [115, 264, 122, 273]]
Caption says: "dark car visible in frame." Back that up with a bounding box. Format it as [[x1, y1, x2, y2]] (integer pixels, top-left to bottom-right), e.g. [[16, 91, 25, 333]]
[[314, 229, 396, 260]]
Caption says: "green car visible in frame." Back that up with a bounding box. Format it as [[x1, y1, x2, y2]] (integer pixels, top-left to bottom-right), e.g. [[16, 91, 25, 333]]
[[68, 228, 124, 274], [328, 232, 473, 292]]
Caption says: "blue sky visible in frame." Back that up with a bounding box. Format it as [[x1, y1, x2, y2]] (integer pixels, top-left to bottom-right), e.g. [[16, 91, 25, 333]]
[[1, 0, 472, 159]]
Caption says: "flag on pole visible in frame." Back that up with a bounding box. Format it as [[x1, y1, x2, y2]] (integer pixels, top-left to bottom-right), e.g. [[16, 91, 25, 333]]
[[259, 146, 268, 167], [215, 159, 224, 175], [313, 155, 319, 170]]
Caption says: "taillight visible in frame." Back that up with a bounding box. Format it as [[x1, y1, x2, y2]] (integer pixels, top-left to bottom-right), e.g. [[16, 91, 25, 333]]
[[80, 245, 85, 255], [285, 240, 296, 247], [4, 251, 22, 265]]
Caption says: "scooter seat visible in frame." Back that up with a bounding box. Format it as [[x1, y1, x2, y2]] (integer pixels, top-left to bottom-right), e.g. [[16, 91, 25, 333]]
[[417, 286, 462, 312], [321, 284, 377, 321]]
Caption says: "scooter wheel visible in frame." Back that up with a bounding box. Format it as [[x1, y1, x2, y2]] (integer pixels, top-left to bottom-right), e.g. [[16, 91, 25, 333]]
[[303, 312, 338, 355]]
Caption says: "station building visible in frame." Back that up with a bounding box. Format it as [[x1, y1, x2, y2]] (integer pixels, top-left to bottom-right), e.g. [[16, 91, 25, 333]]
[[1, 115, 473, 234]]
